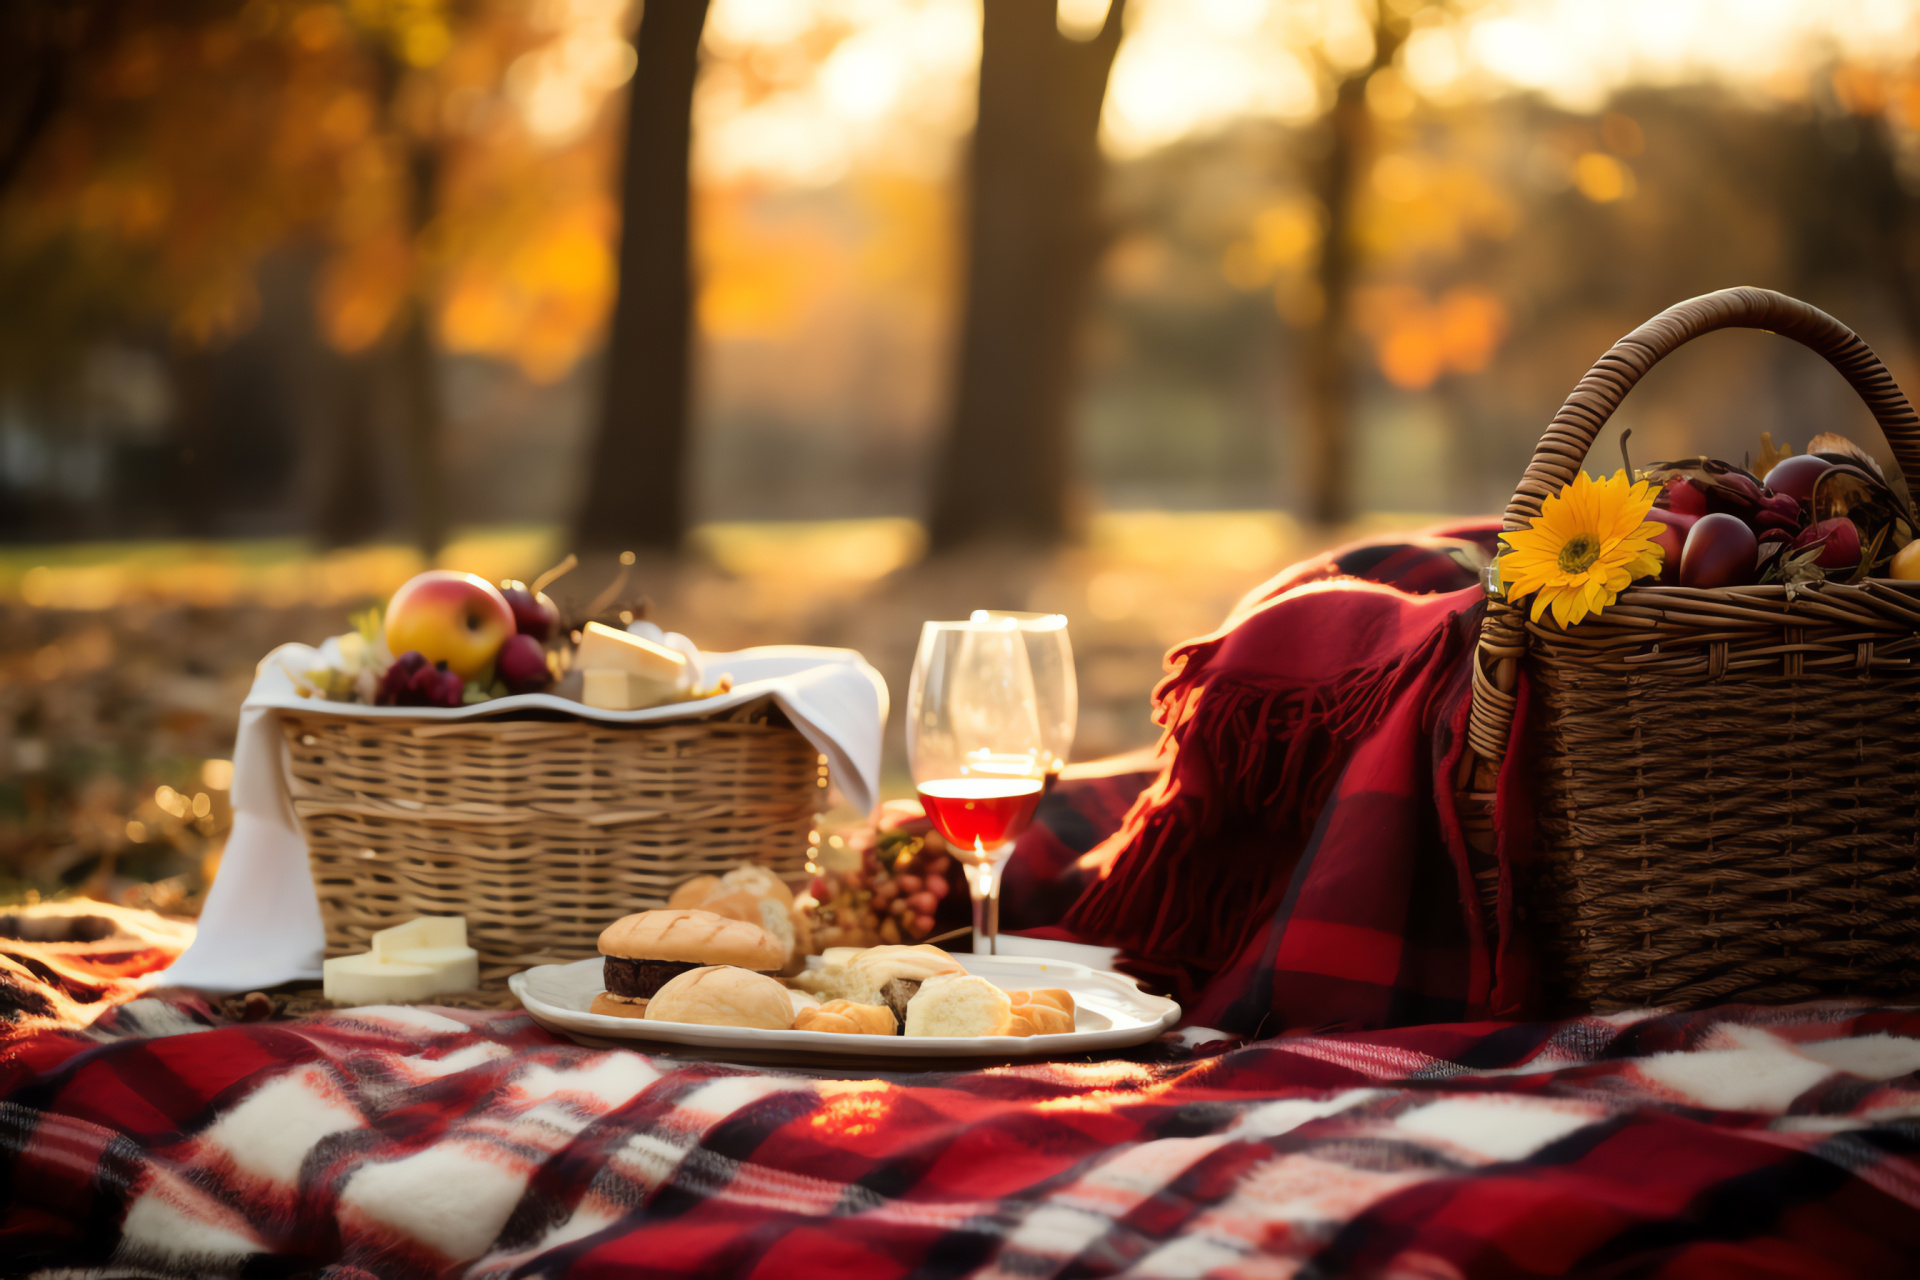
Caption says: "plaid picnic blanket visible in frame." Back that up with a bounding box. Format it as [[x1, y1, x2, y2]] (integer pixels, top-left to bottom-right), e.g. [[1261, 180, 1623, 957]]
[[7, 976, 1920, 1278]]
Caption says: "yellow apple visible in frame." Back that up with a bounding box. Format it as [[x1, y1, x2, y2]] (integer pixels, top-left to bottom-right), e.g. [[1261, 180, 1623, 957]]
[[1891, 540, 1920, 581], [383, 571, 516, 682]]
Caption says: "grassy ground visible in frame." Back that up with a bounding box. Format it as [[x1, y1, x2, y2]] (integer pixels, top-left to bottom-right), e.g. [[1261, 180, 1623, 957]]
[[0, 510, 1450, 910]]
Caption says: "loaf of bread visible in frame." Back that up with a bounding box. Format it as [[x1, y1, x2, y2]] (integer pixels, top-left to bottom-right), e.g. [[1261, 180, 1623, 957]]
[[645, 965, 795, 1030], [1006, 989, 1074, 1036], [793, 999, 897, 1036], [903, 973, 1013, 1037]]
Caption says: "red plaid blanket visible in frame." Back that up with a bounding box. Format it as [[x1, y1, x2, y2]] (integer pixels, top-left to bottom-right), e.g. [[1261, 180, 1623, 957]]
[[1062, 524, 1521, 1036], [7, 982, 1920, 1277]]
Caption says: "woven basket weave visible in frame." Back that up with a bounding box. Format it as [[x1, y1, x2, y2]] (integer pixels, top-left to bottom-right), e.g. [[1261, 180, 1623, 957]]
[[1468, 286, 1920, 1012], [281, 699, 826, 985]]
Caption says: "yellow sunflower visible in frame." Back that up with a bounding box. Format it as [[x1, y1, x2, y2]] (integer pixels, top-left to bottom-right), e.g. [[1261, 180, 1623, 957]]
[[1499, 469, 1665, 627]]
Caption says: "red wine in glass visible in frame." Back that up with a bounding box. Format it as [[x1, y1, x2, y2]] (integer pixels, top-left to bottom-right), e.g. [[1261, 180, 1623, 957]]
[[916, 778, 1044, 851]]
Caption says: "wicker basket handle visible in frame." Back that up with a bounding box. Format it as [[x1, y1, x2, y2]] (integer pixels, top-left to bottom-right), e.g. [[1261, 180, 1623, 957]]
[[1465, 286, 1920, 765]]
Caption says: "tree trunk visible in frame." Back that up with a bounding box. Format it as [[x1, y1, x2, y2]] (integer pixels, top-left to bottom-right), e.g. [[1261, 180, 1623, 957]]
[[393, 119, 447, 554], [1301, 25, 1405, 529], [927, 0, 1126, 551], [315, 348, 384, 547], [575, 0, 709, 553]]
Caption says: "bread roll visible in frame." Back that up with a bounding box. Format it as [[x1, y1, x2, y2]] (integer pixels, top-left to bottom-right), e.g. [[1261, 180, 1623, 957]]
[[720, 864, 795, 908], [590, 993, 649, 1019], [646, 965, 795, 1030], [597, 909, 784, 971], [793, 999, 897, 1036], [667, 875, 722, 911], [1007, 989, 1074, 1036], [904, 973, 1013, 1038], [668, 867, 803, 971]]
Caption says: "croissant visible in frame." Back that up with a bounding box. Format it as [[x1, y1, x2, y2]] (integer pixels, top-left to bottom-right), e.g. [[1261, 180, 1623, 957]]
[[792, 998, 898, 1036], [1006, 989, 1074, 1036]]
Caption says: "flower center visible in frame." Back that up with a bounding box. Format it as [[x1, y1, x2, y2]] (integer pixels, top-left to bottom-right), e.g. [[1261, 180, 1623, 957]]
[[1557, 533, 1600, 574]]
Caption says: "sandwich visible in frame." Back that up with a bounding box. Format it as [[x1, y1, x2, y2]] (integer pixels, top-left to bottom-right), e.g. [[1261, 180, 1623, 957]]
[[795, 943, 965, 1026], [645, 965, 795, 1030], [595, 908, 785, 1016], [903, 973, 1013, 1037]]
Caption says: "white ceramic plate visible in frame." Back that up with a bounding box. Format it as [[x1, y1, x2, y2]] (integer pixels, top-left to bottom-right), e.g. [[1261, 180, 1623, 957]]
[[510, 953, 1180, 1059]]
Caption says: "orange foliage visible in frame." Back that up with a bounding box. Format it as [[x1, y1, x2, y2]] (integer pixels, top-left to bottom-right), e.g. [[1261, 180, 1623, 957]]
[[1353, 285, 1509, 389], [2, 0, 628, 384]]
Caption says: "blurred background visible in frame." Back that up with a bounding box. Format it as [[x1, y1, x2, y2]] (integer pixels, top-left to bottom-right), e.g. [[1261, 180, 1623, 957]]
[[3, 0, 1920, 909]]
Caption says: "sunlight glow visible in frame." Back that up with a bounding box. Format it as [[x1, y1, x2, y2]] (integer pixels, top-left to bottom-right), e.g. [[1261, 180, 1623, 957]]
[[506, 0, 637, 143], [697, 0, 980, 185], [1102, 0, 1920, 156]]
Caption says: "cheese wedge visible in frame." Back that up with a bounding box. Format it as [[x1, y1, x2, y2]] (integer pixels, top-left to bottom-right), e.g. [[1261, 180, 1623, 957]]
[[371, 915, 468, 958], [576, 622, 687, 684], [581, 668, 680, 711]]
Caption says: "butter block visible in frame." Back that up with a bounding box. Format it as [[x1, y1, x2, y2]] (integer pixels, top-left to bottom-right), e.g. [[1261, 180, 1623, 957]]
[[576, 622, 687, 684], [323, 952, 451, 1004], [581, 668, 679, 711], [323, 914, 480, 1005]]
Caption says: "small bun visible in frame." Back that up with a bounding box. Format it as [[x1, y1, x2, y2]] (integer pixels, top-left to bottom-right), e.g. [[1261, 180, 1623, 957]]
[[1007, 989, 1074, 1036], [597, 909, 784, 971], [904, 973, 1012, 1038], [794, 999, 897, 1036], [590, 992, 649, 1020], [646, 966, 795, 1030], [720, 865, 795, 908], [667, 875, 722, 911]]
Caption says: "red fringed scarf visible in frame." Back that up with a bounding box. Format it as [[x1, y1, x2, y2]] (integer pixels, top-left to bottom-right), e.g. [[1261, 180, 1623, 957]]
[[1062, 524, 1537, 1035]]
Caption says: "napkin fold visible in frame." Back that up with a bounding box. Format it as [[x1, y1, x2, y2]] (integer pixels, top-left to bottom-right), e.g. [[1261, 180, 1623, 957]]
[[158, 643, 887, 994]]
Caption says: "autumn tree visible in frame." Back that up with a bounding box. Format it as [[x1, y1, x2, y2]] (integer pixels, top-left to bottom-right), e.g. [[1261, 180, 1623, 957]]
[[926, 0, 1128, 550], [574, 0, 709, 553]]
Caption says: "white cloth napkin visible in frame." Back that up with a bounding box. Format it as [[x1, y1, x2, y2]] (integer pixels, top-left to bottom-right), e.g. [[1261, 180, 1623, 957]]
[[157, 643, 888, 994]]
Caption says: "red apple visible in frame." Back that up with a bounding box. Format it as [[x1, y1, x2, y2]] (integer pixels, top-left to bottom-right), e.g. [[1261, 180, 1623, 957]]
[[384, 570, 516, 682], [496, 633, 553, 694], [1679, 513, 1758, 588], [500, 580, 559, 641], [1764, 455, 1833, 503], [1791, 517, 1863, 571], [1644, 509, 1697, 585], [1664, 477, 1709, 516]]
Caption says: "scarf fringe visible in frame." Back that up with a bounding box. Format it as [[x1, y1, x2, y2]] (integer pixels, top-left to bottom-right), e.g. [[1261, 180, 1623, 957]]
[[1063, 618, 1455, 966]]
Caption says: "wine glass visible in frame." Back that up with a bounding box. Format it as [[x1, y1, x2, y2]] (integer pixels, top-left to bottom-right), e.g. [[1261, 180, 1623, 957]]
[[906, 616, 1075, 955], [969, 610, 1077, 786]]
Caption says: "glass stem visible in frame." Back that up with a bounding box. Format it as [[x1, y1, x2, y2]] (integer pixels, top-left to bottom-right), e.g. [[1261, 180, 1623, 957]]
[[962, 845, 1010, 955]]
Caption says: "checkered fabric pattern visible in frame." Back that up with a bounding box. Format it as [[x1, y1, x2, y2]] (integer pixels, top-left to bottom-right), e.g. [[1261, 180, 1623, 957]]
[[6, 991, 1920, 1277]]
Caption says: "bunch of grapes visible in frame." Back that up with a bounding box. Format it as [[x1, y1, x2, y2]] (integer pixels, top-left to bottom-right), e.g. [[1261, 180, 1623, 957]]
[[377, 651, 463, 707], [806, 806, 956, 948]]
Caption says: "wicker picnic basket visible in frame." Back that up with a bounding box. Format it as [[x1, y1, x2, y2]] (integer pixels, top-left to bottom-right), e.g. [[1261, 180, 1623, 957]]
[[280, 699, 826, 985], [1467, 286, 1920, 1012]]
